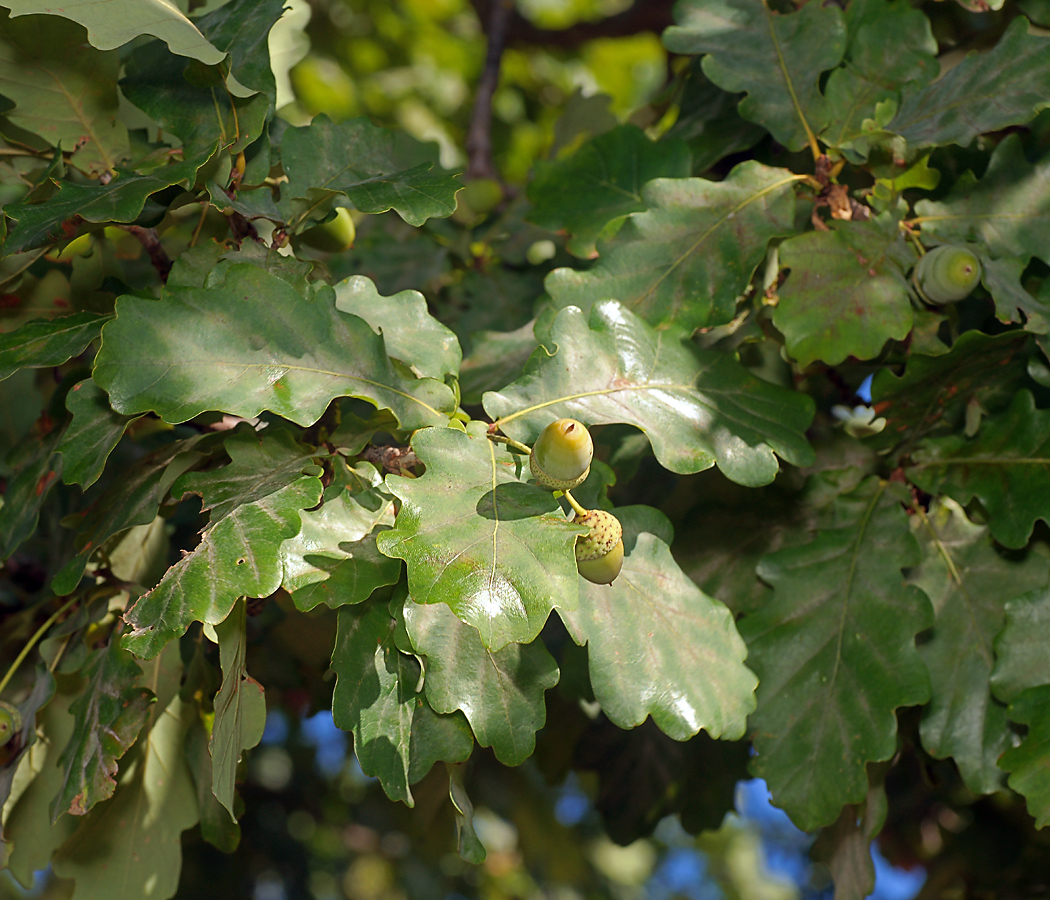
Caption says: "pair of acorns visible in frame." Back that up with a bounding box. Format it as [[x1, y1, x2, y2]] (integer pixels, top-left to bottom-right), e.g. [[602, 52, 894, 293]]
[[529, 419, 624, 586]]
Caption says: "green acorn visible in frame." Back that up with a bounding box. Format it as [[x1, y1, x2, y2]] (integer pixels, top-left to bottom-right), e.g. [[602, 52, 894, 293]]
[[914, 245, 981, 304], [574, 509, 624, 585], [0, 700, 22, 748], [530, 418, 593, 491]]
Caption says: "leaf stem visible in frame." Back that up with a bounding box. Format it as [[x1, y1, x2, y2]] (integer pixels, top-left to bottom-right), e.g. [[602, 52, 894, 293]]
[[487, 433, 532, 455], [0, 594, 79, 697]]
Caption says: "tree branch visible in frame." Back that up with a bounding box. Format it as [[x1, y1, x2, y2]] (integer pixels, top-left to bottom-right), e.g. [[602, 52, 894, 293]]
[[469, 0, 676, 49], [125, 226, 173, 283], [466, 0, 514, 180]]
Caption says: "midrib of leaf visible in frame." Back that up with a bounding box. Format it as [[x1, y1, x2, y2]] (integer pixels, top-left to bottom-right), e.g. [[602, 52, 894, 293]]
[[638, 173, 806, 319], [486, 438, 501, 604], [763, 0, 819, 161], [46, 68, 117, 173]]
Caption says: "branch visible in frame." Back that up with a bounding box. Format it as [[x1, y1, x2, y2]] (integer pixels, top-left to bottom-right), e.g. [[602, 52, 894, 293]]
[[466, 0, 514, 180], [124, 226, 173, 283], [469, 0, 676, 49]]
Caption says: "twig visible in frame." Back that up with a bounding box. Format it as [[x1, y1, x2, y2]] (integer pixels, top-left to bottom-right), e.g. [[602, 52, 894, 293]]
[[466, 0, 513, 180], [125, 226, 173, 283], [468, 0, 675, 48], [0, 594, 79, 697]]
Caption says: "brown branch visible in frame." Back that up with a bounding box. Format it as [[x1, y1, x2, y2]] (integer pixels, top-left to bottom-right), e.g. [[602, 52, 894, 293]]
[[124, 226, 173, 283], [469, 0, 676, 49], [466, 0, 513, 180]]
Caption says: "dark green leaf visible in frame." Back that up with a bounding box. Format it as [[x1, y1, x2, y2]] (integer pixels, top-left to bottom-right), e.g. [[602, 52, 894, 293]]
[[485, 302, 815, 487], [560, 506, 755, 741], [773, 216, 914, 367], [122, 431, 322, 658], [448, 763, 486, 863], [92, 264, 457, 430], [979, 253, 1050, 334], [910, 390, 1050, 549], [663, 0, 846, 153], [526, 125, 691, 257], [377, 426, 582, 651], [333, 275, 462, 381], [185, 720, 240, 854], [991, 586, 1050, 703], [999, 685, 1050, 828], [51, 637, 152, 820], [545, 162, 800, 331], [210, 599, 265, 818], [810, 777, 887, 900], [0, 312, 109, 382], [913, 135, 1050, 266], [280, 115, 460, 227], [57, 378, 136, 488], [909, 499, 1047, 794], [330, 602, 473, 805], [2, 147, 215, 257], [194, 0, 283, 106], [741, 478, 932, 830], [404, 598, 559, 766], [890, 19, 1050, 149], [458, 322, 538, 406], [0, 420, 63, 559]]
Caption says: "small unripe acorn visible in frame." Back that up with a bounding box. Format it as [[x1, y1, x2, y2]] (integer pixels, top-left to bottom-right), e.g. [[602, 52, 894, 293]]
[[300, 207, 356, 253], [530, 418, 593, 491], [0, 700, 22, 748], [574, 509, 624, 585], [914, 245, 981, 304]]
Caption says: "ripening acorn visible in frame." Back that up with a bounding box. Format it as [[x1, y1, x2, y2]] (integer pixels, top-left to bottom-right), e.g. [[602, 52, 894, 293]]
[[914, 245, 981, 304], [299, 207, 356, 253], [573, 509, 624, 585], [0, 700, 22, 748], [530, 418, 593, 491]]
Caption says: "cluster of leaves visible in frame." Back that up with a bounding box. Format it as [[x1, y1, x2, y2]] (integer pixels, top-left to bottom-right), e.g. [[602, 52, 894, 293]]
[[4, 0, 1050, 897]]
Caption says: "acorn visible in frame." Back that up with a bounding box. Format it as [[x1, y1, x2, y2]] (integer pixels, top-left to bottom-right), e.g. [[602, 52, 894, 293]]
[[573, 509, 624, 585], [914, 245, 981, 304], [0, 700, 22, 748], [530, 418, 593, 491]]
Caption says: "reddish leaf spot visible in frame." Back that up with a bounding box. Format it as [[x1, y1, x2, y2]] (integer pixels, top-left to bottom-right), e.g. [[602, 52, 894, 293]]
[[35, 470, 58, 496]]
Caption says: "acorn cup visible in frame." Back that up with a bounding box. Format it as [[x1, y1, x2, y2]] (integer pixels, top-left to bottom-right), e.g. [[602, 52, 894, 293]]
[[530, 418, 593, 491], [0, 700, 22, 748], [914, 245, 981, 304], [573, 509, 624, 585]]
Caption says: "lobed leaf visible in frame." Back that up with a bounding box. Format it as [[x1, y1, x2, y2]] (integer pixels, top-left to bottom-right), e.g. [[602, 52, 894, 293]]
[[909, 499, 1048, 794], [57, 379, 136, 488], [330, 602, 474, 805], [404, 598, 560, 766], [122, 431, 323, 658], [0, 312, 109, 382], [0, 421, 63, 560], [991, 586, 1050, 703], [663, 0, 846, 153], [377, 427, 583, 652], [910, 390, 1050, 549], [484, 302, 814, 487], [741, 477, 932, 830], [545, 162, 800, 332], [93, 264, 457, 431], [999, 685, 1050, 828]]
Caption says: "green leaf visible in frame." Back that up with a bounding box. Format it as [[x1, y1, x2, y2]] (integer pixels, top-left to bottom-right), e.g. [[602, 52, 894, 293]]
[[979, 253, 1050, 334], [333, 275, 462, 381], [0, 14, 128, 174], [810, 777, 887, 900], [869, 330, 1029, 452], [0, 420, 63, 559], [193, 0, 283, 106], [51, 637, 152, 820], [0, 312, 109, 382], [663, 0, 846, 153], [448, 763, 486, 864], [120, 38, 268, 157], [1, 0, 224, 64], [2, 146, 215, 257], [484, 302, 814, 487], [53, 435, 209, 595], [821, 0, 937, 158], [526, 125, 692, 257], [280, 115, 460, 227], [910, 390, 1050, 549], [210, 599, 265, 819], [544, 162, 800, 332], [377, 427, 582, 652], [773, 216, 914, 367], [121, 431, 323, 659], [999, 685, 1050, 828], [51, 646, 200, 900], [184, 719, 239, 854], [740, 477, 932, 830], [458, 322, 538, 406], [991, 586, 1050, 703], [909, 499, 1048, 794], [330, 602, 473, 805], [913, 136, 1050, 266], [57, 378, 136, 488], [890, 19, 1050, 150], [559, 507, 755, 741], [404, 598, 559, 766], [92, 264, 457, 431]]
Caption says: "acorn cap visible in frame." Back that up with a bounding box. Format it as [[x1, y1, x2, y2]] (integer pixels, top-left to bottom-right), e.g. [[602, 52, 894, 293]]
[[573, 509, 623, 562]]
